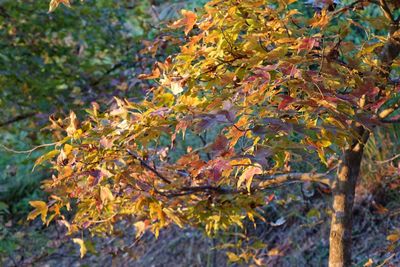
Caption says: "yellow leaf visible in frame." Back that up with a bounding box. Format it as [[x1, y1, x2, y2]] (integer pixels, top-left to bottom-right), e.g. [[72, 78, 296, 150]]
[[34, 150, 60, 170], [310, 9, 330, 28], [138, 65, 161, 80], [63, 144, 73, 156], [72, 238, 87, 258], [318, 139, 332, 148], [163, 208, 184, 228], [171, 81, 184, 95], [100, 186, 114, 203], [268, 247, 283, 257], [66, 111, 78, 137], [27, 201, 48, 223], [363, 258, 374, 267], [134, 221, 147, 238], [387, 233, 400, 243], [283, 0, 298, 5], [358, 43, 384, 56], [48, 0, 71, 13], [226, 252, 241, 262]]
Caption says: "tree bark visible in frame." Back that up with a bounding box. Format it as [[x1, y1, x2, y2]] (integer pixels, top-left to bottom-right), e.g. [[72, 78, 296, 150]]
[[328, 125, 369, 267]]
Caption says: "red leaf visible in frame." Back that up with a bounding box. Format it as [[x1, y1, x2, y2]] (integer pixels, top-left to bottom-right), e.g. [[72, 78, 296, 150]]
[[298, 38, 319, 53], [278, 95, 295, 110], [211, 135, 230, 154]]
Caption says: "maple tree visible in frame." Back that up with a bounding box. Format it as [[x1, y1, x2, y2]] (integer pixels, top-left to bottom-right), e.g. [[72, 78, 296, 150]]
[[29, 0, 400, 266]]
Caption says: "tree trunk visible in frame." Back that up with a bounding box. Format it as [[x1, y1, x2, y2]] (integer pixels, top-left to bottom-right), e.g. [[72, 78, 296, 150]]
[[328, 125, 369, 267]]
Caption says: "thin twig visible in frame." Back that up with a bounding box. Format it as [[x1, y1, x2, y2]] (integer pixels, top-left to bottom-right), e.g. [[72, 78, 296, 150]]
[[0, 112, 36, 127], [376, 153, 400, 164], [127, 149, 172, 184], [0, 142, 60, 155]]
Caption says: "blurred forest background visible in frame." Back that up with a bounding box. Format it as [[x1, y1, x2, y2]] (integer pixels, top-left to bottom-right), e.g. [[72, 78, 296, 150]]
[[0, 0, 400, 266]]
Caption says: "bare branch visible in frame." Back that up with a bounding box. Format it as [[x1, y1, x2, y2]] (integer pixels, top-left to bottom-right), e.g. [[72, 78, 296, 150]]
[[163, 185, 236, 198], [381, 117, 400, 123], [376, 153, 400, 164], [256, 172, 332, 190], [0, 112, 36, 128]]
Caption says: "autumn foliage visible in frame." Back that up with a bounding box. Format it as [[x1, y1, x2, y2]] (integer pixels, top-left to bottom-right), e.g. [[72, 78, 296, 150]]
[[29, 0, 400, 264]]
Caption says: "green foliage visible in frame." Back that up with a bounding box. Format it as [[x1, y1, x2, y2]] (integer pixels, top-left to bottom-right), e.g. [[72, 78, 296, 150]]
[[0, 0, 151, 121], [0, 124, 48, 217]]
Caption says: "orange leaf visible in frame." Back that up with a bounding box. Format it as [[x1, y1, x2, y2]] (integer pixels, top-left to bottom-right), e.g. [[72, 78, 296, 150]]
[[237, 166, 262, 191], [169, 10, 197, 35], [310, 9, 330, 28], [138, 64, 161, 80]]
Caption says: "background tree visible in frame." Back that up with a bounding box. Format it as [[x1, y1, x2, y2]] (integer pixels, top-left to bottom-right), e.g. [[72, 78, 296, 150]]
[[28, 0, 400, 266]]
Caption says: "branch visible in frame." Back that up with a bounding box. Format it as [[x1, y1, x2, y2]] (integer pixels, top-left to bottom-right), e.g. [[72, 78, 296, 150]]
[[380, 26, 400, 68], [376, 153, 400, 164], [163, 185, 237, 198], [379, 0, 395, 23], [127, 149, 172, 184], [332, 0, 373, 17], [376, 9, 400, 122], [381, 116, 400, 123], [161, 172, 333, 198], [256, 172, 332, 190], [127, 151, 332, 196], [0, 112, 36, 128]]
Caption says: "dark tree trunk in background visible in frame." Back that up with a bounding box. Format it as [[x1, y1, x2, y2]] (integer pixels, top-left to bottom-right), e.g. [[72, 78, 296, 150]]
[[329, 125, 369, 267]]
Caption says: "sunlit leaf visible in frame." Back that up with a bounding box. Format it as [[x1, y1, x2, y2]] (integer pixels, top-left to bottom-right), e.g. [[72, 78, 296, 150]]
[[27, 201, 48, 223], [72, 238, 87, 258]]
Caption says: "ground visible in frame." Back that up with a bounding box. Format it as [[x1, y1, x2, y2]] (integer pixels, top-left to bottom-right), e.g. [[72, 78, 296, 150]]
[[2, 183, 400, 267]]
